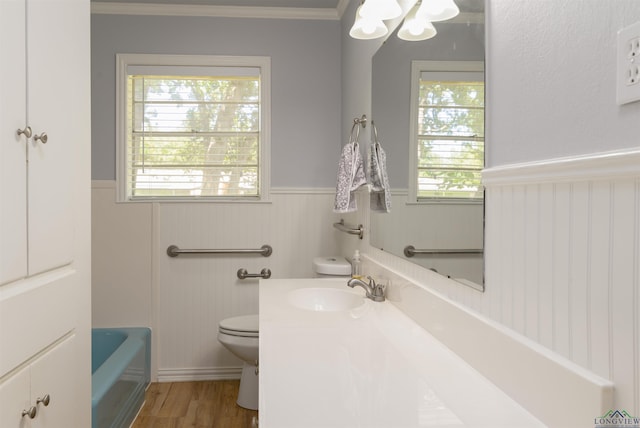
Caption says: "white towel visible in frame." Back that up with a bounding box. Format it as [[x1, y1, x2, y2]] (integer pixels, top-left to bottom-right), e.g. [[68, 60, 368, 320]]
[[369, 141, 391, 213], [334, 142, 367, 213]]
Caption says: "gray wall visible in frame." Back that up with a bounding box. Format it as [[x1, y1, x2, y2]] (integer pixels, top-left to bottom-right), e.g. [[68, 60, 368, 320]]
[[341, 0, 640, 171], [91, 14, 342, 187], [486, 0, 640, 167], [340, 0, 382, 145]]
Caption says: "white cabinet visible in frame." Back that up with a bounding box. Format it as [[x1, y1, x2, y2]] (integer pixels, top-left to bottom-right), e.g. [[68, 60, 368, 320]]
[[0, 336, 76, 428], [0, 0, 91, 425], [0, 0, 28, 286], [0, 364, 31, 428], [1, 0, 83, 284], [26, 0, 86, 275]]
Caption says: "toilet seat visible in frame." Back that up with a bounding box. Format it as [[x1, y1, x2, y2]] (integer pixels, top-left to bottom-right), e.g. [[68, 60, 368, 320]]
[[219, 314, 259, 338]]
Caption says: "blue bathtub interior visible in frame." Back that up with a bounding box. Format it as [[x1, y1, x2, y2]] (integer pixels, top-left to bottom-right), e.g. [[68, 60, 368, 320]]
[[92, 328, 151, 428]]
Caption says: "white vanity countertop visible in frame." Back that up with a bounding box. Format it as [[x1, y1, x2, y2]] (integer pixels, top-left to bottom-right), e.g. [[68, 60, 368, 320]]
[[259, 278, 544, 428]]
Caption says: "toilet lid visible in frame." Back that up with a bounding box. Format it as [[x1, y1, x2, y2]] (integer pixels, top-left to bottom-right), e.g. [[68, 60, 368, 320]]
[[219, 314, 259, 337]]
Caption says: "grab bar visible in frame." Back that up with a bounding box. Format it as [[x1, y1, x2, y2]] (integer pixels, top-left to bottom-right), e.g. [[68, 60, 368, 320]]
[[333, 219, 364, 239], [237, 268, 271, 280], [167, 244, 273, 258], [404, 245, 483, 257]]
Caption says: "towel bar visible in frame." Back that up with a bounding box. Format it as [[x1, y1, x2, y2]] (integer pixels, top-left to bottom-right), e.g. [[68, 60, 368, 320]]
[[404, 245, 482, 257], [333, 219, 364, 239], [167, 244, 273, 257]]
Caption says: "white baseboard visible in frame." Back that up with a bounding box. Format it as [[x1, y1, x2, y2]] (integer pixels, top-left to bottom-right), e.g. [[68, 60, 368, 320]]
[[157, 367, 242, 382]]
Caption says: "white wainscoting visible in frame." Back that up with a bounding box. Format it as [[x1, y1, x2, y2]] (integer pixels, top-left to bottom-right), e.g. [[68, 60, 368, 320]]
[[482, 149, 640, 413], [91, 182, 343, 381], [93, 148, 640, 412], [360, 148, 640, 414]]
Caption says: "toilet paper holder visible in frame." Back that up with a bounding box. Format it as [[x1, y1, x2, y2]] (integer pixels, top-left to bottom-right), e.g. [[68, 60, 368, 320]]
[[237, 268, 272, 280]]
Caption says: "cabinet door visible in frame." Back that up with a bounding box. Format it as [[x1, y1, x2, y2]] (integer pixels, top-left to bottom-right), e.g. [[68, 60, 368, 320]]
[[0, 337, 75, 428], [0, 365, 32, 428], [0, 0, 27, 285], [30, 336, 76, 428], [26, 0, 88, 275]]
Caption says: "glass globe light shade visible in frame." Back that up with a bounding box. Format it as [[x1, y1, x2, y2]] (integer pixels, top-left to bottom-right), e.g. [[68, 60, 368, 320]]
[[398, 6, 437, 41], [359, 0, 402, 21], [349, 5, 389, 40], [417, 0, 459, 22]]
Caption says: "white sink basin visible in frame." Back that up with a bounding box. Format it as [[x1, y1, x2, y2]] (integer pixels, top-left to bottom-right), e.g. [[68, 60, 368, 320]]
[[287, 287, 365, 312]]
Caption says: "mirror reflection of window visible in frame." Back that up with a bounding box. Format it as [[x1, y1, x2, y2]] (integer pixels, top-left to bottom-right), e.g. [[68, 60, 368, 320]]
[[409, 61, 484, 202]]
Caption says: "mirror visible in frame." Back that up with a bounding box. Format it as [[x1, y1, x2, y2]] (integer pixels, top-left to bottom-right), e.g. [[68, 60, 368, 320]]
[[370, 0, 485, 290]]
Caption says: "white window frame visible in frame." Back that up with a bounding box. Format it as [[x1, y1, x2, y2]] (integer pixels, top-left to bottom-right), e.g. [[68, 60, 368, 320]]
[[115, 53, 271, 202], [409, 60, 484, 204]]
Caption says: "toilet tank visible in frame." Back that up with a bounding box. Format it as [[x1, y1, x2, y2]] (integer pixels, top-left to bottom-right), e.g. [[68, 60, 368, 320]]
[[312, 256, 352, 277]]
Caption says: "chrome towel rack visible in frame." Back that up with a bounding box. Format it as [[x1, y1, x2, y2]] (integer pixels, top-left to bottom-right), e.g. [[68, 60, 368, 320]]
[[333, 219, 364, 239], [349, 114, 367, 140], [237, 268, 271, 280], [167, 244, 273, 258], [404, 245, 483, 257]]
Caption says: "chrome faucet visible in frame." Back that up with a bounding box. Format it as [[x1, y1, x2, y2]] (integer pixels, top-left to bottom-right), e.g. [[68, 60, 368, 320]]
[[347, 276, 385, 302]]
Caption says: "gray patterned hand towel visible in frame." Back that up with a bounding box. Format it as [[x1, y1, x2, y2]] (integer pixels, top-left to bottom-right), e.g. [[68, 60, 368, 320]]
[[334, 142, 367, 213], [369, 141, 391, 213]]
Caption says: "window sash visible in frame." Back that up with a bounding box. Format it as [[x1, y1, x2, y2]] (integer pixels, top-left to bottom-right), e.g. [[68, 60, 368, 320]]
[[116, 54, 270, 202], [409, 61, 484, 202]]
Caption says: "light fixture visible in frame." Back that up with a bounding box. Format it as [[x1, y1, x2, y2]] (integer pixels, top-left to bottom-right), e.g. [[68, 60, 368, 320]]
[[417, 0, 460, 22], [397, 3, 437, 41], [349, 4, 389, 40], [359, 0, 402, 21], [349, 0, 459, 42]]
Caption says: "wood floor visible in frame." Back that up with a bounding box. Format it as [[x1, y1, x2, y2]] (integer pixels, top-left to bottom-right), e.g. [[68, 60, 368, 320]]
[[131, 381, 258, 428]]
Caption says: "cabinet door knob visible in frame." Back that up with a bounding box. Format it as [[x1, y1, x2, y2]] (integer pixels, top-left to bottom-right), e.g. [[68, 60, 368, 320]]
[[22, 406, 37, 419], [16, 126, 32, 138], [37, 394, 51, 406], [34, 132, 48, 144]]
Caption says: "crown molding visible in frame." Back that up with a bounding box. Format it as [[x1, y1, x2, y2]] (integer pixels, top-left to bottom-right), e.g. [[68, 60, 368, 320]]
[[335, 0, 349, 18], [91, 1, 343, 20]]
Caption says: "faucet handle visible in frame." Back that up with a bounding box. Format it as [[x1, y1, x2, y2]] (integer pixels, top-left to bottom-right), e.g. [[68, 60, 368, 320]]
[[374, 282, 385, 294], [367, 277, 387, 301]]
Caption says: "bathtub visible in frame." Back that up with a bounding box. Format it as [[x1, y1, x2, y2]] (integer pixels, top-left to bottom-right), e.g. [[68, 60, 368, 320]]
[[92, 328, 151, 428]]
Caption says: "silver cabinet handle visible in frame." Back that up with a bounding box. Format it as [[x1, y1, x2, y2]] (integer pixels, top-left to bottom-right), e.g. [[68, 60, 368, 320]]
[[37, 394, 50, 406], [16, 126, 32, 138], [22, 406, 37, 419], [34, 132, 48, 144]]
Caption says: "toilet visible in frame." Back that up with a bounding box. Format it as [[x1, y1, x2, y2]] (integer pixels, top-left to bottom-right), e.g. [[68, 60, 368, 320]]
[[217, 314, 259, 410], [217, 257, 350, 411]]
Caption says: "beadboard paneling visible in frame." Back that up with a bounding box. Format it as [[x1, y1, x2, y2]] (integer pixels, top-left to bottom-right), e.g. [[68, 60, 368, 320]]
[[481, 154, 640, 413], [154, 191, 342, 379], [91, 183, 343, 381], [91, 180, 153, 328], [361, 148, 640, 413]]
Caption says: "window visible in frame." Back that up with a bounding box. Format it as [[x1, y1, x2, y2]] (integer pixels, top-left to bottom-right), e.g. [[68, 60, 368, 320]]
[[116, 54, 270, 202], [409, 61, 484, 201]]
